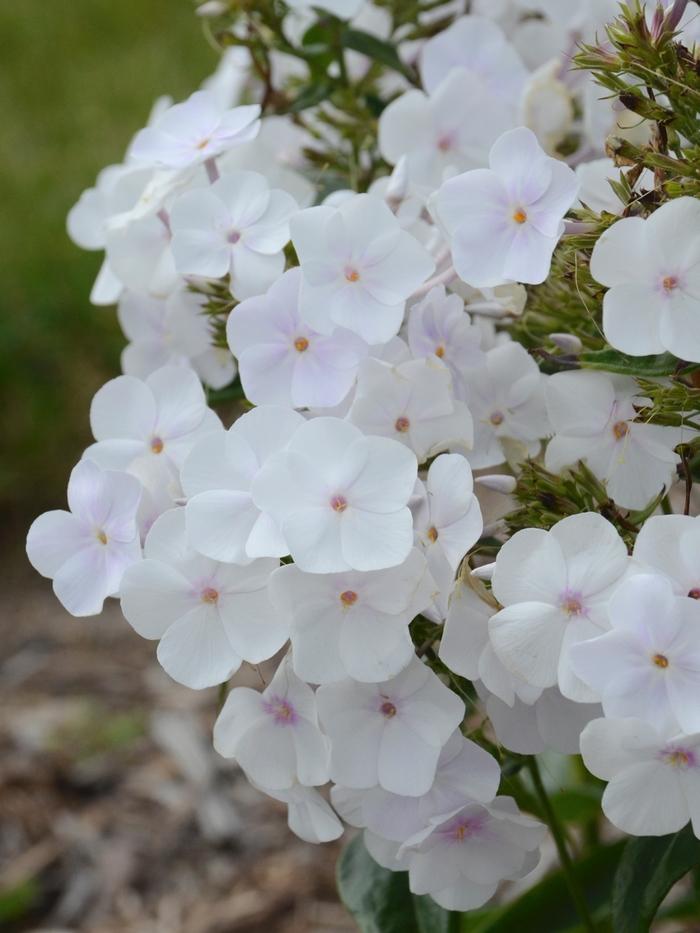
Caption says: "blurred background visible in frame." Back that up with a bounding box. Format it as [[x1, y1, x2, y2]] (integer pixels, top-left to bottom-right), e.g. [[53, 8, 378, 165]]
[[1, 3, 350, 930]]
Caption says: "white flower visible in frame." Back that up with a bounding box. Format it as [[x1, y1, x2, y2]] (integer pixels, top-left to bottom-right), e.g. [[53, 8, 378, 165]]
[[128, 90, 260, 169], [213, 656, 329, 791], [317, 658, 465, 796], [104, 212, 178, 299], [119, 287, 236, 390], [580, 717, 700, 838], [406, 285, 484, 394], [462, 342, 549, 469], [489, 512, 629, 701], [331, 730, 501, 843], [182, 406, 305, 564], [226, 267, 367, 408], [402, 798, 545, 911], [590, 197, 700, 362], [120, 508, 286, 689], [633, 514, 700, 598], [432, 126, 579, 287], [257, 782, 343, 844], [251, 417, 417, 573], [419, 15, 528, 104], [378, 70, 515, 190], [570, 574, 700, 734], [291, 194, 435, 345], [170, 170, 298, 300], [545, 370, 682, 510], [268, 549, 435, 684], [575, 158, 655, 216], [519, 59, 574, 155], [26, 460, 141, 617], [347, 358, 473, 463], [85, 366, 221, 473]]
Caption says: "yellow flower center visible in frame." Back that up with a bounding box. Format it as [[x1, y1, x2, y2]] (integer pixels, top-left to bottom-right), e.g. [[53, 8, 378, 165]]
[[512, 208, 528, 225], [294, 336, 309, 352]]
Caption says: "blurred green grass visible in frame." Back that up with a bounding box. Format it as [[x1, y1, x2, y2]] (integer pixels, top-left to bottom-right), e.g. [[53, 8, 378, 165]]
[[0, 0, 215, 536]]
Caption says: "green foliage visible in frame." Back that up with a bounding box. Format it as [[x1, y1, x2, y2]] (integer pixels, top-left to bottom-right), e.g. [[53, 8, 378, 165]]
[[579, 348, 682, 376], [612, 826, 700, 933]]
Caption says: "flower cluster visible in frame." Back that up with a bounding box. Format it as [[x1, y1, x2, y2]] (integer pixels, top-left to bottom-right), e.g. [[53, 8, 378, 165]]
[[26, 0, 700, 920]]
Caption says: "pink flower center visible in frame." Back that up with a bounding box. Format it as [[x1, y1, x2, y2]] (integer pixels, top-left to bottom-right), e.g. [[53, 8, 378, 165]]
[[490, 410, 504, 426], [395, 416, 410, 433], [201, 587, 219, 604], [661, 745, 696, 769], [612, 421, 629, 441], [440, 813, 485, 843], [662, 275, 678, 292], [330, 494, 348, 513], [380, 699, 397, 718], [688, 587, 700, 600], [560, 591, 584, 616], [150, 436, 164, 454], [436, 133, 454, 152], [345, 267, 360, 283], [227, 230, 241, 244], [340, 590, 358, 607], [294, 336, 309, 352], [263, 696, 298, 726]]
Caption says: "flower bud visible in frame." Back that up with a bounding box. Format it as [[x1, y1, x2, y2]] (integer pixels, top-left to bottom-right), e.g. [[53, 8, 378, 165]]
[[471, 561, 496, 581], [475, 474, 517, 495], [549, 332, 583, 354], [196, 1, 227, 17]]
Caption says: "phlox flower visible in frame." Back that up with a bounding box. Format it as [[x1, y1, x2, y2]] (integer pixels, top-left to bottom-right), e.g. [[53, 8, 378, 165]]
[[401, 798, 545, 911], [182, 406, 304, 564], [406, 285, 484, 393], [120, 508, 286, 690], [226, 268, 367, 409], [488, 512, 630, 701], [268, 548, 435, 684], [419, 15, 528, 104], [170, 170, 298, 300], [128, 90, 260, 170], [431, 126, 579, 287], [570, 574, 700, 734], [118, 288, 236, 390], [85, 365, 221, 473], [316, 658, 465, 796], [290, 194, 435, 345], [462, 342, 549, 469], [545, 370, 682, 510], [331, 731, 501, 843], [105, 211, 178, 299], [378, 70, 515, 190], [26, 459, 141, 617], [633, 514, 700, 598], [251, 417, 417, 574], [213, 656, 330, 791], [347, 357, 473, 463], [590, 197, 700, 363], [580, 716, 700, 838]]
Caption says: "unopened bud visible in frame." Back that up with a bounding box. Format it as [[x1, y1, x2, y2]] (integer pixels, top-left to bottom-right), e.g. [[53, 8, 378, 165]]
[[476, 474, 517, 495], [471, 561, 496, 581], [549, 332, 582, 354], [196, 1, 227, 17], [666, 0, 688, 32], [385, 156, 409, 206]]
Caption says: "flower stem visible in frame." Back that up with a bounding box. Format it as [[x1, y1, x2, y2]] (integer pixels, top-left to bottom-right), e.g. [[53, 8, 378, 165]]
[[526, 757, 598, 933]]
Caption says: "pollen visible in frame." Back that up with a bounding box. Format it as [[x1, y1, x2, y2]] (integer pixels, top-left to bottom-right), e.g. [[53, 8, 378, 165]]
[[612, 421, 629, 441], [294, 336, 309, 352], [652, 653, 669, 669], [662, 275, 678, 292], [489, 410, 505, 426], [427, 526, 438, 543], [512, 208, 528, 225], [380, 700, 397, 718], [689, 588, 700, 600], [663, 748, 695, 769], [395, 416, 410, 433], [330, 494, 348, 513], [436, 134, 453, 152], [345, 268, 360, 283], [340, 590, 358, 607], [201, 587, 219, 604], [150, 436, 164, 454], [96, 529, 108, 545], [435, 344, 445, 358], [454, 824, 468, 841], [196, 137, 211, 150], [560, 594, 583, 616]]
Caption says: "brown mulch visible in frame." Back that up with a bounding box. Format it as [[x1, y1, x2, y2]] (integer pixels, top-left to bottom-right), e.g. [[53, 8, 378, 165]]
[[0, 556, 355, 933]]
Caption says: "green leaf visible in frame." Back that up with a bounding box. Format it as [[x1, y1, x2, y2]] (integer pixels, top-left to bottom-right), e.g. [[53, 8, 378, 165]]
[[579, 348, 679, 377], [549, 787, 603, 823], [469, 841, 626, 933], [285, 79, 335, 113], [337, 834, 455, 933], [340, 28, 416, 81], [612, 826, 700, 933]]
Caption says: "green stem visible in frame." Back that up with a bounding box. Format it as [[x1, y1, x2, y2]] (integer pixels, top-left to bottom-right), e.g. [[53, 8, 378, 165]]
[[526, 757, 598, 933]]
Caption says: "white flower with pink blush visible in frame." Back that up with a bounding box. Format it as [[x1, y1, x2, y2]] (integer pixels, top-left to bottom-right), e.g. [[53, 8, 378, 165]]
[[291, 194, 435, 345], [213, 656, 330, 791], [128, 90, 260, 170], [431, 126, 579, 287], [317, 658, 465, 796], [170, 170, 298, 300], [119, 508, 287, 690], [590, 197, 700, 363], [251, 417, 417, 574], [26, 459, 141, 617], [226, 268, 367, 409]]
